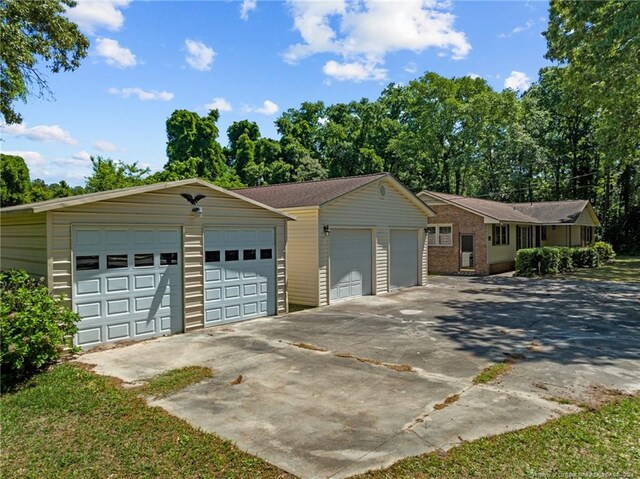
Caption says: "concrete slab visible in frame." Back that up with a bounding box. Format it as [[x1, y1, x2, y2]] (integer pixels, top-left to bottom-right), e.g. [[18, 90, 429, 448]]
[[77, 275, 640, 478]]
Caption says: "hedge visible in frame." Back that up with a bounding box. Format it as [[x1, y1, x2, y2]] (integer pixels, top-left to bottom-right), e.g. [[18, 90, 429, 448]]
[[515, 245, 603, 277], [0, 269, 80, 389], [592, 241, 616, 263]]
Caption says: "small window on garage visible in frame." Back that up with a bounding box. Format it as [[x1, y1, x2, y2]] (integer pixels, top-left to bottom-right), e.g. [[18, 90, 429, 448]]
[[225, 250, 239, 262], [205, 250, 220, 263], [107, 254, 128, 269], [134, 253, 154, 267], [160, 252, 178, 265], [76, 255, 99, 271], [260, 248, 273, 260], [243, 249, 257, 260]]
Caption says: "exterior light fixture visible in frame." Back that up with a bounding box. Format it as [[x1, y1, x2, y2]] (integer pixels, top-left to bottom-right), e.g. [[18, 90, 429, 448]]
[[192, 206, 204, 217], [323, 225, 331, 236]]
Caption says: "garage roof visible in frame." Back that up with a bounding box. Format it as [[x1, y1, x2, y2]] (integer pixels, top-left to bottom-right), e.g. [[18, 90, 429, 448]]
[[235, 173, 435, 215], [0, 179, 296, 219]]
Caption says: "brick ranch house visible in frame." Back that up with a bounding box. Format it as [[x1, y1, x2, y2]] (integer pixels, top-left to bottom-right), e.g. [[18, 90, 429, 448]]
[[418, 191, 601, 275]]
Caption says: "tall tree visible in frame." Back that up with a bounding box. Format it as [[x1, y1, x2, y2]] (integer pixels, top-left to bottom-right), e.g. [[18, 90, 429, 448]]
[[0, 0, 89, 124], [165, 109, 227, 181], [0, 153, 30, 206], [85, 157, 149, 193]]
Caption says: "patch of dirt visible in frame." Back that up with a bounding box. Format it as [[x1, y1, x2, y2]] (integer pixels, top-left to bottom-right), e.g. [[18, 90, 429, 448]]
[[335, 352, 415, 373], [527, 340, 543, 352], [72, 362, 97, 372], [547, 384, 636, 410], [503, 352, 526, 363], [533, 382, 549, 391], [230, 375, 243, 385], [291, 342, 328, 352], [433, 394, 460, 410]]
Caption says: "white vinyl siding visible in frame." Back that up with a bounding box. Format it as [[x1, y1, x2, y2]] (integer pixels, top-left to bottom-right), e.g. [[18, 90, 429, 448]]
[[277, 207, 319, 306], [375, 228, 389, 294], [0, 212, 48, 277]]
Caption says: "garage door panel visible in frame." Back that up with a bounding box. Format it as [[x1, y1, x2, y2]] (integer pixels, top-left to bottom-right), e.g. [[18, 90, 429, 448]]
[[330, 229, 372, 302], [73, 227, 183, 348], [390, 229, 418, 290], [204, 228, 275, 325]]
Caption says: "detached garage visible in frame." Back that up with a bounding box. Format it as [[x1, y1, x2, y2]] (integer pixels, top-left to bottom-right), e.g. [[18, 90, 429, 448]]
[[0, 179, 293, 348], [237, 173, 435, 307]]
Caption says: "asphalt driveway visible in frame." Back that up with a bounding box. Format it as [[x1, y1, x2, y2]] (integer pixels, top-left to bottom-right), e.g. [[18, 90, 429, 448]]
[[78, 275, 640, 479]]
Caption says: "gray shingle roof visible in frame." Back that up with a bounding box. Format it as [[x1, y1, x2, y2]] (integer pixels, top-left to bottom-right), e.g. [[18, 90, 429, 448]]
[[234, 173, 389, 208], [423, 191, 537, 223], [511, 200, 589, 224], [422, 191, 595, 225]]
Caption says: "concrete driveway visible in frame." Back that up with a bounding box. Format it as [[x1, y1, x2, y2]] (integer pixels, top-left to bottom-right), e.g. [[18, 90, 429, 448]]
[[78, 275, 640, 479]]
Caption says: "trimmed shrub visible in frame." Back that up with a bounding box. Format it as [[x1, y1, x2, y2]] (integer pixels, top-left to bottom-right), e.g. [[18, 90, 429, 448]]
[[515, 246, 577, 277], [592, 241, 616, 263], [555, 247, 574, 273], [571, 247, 600, 268], [0, 269, 80, 389]]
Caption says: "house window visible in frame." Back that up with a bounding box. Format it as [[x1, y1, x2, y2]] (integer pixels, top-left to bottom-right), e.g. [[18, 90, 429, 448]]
[[205, 250, 220, 263], [492, 225, 510, 246], [225, 250, 239, 262], [76, 255, 99, 271], [107, 254, 128, 269], [541, 226, 547, 241], [516, 226, 531, 250], [134, 253, 154, 267], [427, 224, 453, 247], [260, 248, 273, 260], [160, 252, 178, 265], [581, 226, 593, 245]]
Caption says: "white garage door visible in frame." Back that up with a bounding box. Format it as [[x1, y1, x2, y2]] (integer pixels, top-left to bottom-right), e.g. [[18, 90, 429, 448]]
[[390, 229, 418, 290], [330, 229, 372, 302], [72, 227, 183, 348], [204, 228, 276, 325]]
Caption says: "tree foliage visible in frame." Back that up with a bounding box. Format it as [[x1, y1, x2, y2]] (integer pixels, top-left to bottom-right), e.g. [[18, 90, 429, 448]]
[[0, 153, 30, 206], [0, 0, 89, 124], [85, 156, 150, 193]]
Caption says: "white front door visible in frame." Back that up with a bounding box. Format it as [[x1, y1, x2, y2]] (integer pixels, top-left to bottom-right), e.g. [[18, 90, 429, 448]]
[[330, 229, 372, 302], [390, 229, 418, 289], [203, 228, 276, 325], [72, 227, 183, 348]]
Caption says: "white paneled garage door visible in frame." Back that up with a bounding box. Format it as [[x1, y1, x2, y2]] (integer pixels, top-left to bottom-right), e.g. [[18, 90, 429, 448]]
[[204, 228, 276, 325], [73, 227, 183, 348], [330, 229, 372, 302], [390, 229, 418, 290]]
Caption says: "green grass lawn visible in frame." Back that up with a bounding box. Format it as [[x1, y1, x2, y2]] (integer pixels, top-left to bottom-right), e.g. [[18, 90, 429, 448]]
[[2, 364, 638, 479], [564, 255, 640, 282]]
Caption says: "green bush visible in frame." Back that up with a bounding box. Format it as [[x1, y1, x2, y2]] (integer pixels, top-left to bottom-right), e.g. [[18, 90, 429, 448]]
[[592, 241, 616, 263], [1, 269, 80, 389], [571, 247, 600, 268], [515, 246, 577, 277]]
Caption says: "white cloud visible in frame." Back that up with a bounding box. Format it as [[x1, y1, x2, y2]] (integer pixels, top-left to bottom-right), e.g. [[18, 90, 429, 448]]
[[2, 150, 45, 167], [108, 87, 174, 101], [185, 39, 215, 71], [499, 19, 535, 38], [243, 100, 279, 116], [73, 150, 92, 162], [467, 72, 481, 79], [240, 0, 257, 20], [404, 62, 418, 74], [1, 123, 77, 145], [504, 71, 531, 91], [94, 139, 117, 152], [66, 0, 131, 34], [284, 0, 471, 81], [205, 97, 233, 112], [95, 37, 136, 68], [323, 60, 387, 82]]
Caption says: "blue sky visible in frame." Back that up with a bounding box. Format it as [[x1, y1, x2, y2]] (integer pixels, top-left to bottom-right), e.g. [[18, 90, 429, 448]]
[[1, 0, 551, 186]]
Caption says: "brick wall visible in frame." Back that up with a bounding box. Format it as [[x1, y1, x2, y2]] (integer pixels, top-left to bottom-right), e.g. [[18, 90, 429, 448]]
[[428, 204, 489, 275]]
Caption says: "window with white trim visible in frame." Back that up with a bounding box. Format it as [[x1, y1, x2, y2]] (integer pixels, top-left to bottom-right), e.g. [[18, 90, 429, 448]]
[[427, 224, 453, 246], [492, 224, 510, 246]]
